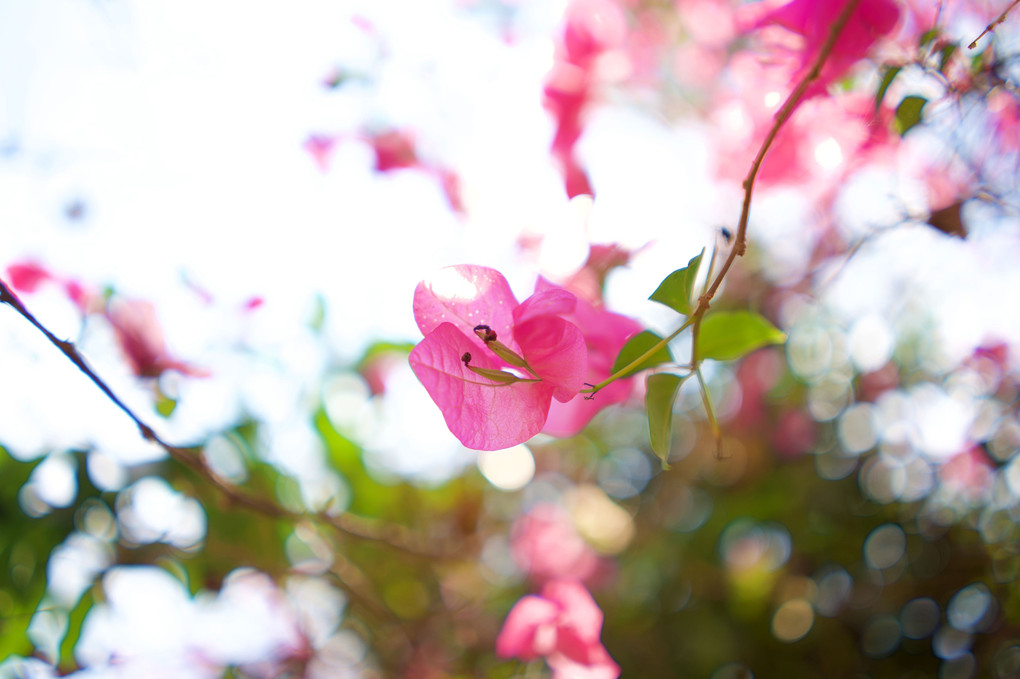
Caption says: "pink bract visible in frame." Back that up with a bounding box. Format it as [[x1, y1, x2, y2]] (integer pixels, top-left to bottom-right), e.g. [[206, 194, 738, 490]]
[[409, 265, 588, 450], [496, 580, 619, 679], [106, 299, 208, 379], [739, 0, 900, 94], [511, 503, 602, 583], [538, 278, 642, 437]]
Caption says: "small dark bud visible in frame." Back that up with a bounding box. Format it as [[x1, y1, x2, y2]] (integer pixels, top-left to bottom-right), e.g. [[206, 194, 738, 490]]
[[474, 325, 498, 343], [461, 352, 472, 365]]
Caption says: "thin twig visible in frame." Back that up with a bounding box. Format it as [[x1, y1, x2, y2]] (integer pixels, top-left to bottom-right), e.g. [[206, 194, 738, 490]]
[[695, 0, 864, 315], [969, 0, 1020, 49], [0, 278, 443, 559], [587, 0, 865, 397]]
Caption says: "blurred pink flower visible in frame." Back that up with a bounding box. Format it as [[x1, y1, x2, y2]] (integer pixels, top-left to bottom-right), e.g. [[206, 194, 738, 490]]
[[511, 504, 602, 583], [544, 0, 626, 198], [940, 446, 994, 501], [369, 129, 419, 172], [5, 260, 98, 312], [739, 0, 900, 94], [496, 580, 619, 679], [303, 134, 338, 172], [6, 260, 52, 293], [307, 128, 465, 213], [987, 89, 1020, 152], [710, 55, 898, 188], [409, 265, 587, 450], [106, 299, 208, 379]]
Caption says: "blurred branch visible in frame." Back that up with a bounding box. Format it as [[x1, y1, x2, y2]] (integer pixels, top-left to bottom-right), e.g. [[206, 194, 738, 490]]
[[0, 278, 445, 560], [968, 0, 1020, 49]]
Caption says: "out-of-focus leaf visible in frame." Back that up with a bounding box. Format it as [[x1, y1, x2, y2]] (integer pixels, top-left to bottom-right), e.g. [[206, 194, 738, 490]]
[[155, 393, 177, 418], [0, 450, 72, 659], [895, 96, 928, 135], [0, 602, 36, 660], [697, 311, 786, 362], [315, 408, 398, 517], [939, 43, 959, 73], [649, 250, 704, 316], [646, 373, 688, 468], [612, 331, 674, 378], [357, 341, 415, 366], [918, 28, 939, 47], [308, 292, 327, 332], [875, 66, 902, 111], [57, 588, 94, 672]]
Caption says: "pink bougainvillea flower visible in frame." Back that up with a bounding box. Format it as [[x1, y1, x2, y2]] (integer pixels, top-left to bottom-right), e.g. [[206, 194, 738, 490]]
[[496, 580, 619, 679], [366, 129, 419, 172], [511, 504, 604, 584], [940, 445, 994, 502], [6, 260, 52, 294], [303, 134, 338, 172], [310, 128, 466, 213], [738, 0, 900, 95], [987, 89, 1020, 153], [710, 54, 898, 189], [537, 278, 642, 437], [543, 0, 626, 198], [106, 298, 208, 379], [409, 265, 587, 450], [5, 260, 99, 313]]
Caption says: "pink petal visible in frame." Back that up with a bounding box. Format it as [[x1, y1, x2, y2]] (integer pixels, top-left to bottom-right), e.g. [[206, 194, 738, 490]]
[[409, 323, 554, 450], [515, 316, 587, 403], [107, 299, 172, 378], [5, 261, 53, 293], [510, 504, 600, 583], [540, 581, 604, 644], [413, 266, 520, 352], [514, 287, 578, 325], [547, 650, 620, 679], [543, 293, 642, 435], [495, 595, 561, 660]]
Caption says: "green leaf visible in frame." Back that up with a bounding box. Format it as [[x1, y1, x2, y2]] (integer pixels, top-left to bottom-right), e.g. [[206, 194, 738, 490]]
[[697, 311, 786, 362], [874, 66, 902, 111], [612, 331, 674, 378], [155, 393, 177, 418], [649, 250, 704, 316], [895, 96, 928, 136], [357, 340, 414, 367], [646, 373, 688, 468], [58, 588, 94, 672], [938, 43, 959, 73], [918, 28, 939, 47]]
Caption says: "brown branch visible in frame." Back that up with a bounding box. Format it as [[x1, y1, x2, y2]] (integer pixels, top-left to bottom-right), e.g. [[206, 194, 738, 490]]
[[0, 278, 444, 560], [969, 0, 1020, 49], [694, 0, 864, 317]]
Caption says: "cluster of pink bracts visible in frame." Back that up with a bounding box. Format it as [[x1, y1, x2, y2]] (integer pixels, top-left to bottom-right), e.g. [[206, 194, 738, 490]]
[[496, 580, 620, 679], [408, 264, 641, 451]]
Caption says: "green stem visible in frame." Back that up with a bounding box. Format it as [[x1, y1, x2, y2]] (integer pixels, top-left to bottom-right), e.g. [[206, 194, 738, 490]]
[[584, 314, 698, 393], [695, 366, 723, 458]]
